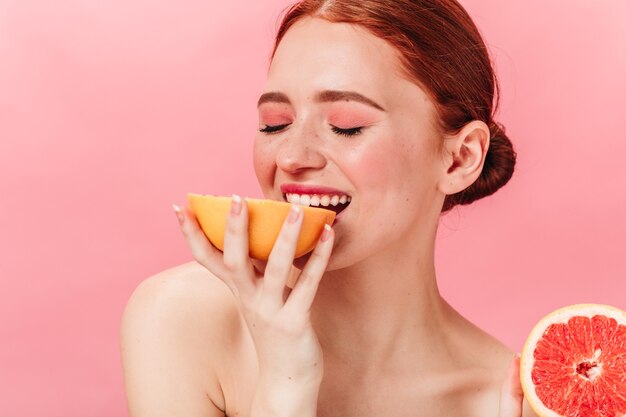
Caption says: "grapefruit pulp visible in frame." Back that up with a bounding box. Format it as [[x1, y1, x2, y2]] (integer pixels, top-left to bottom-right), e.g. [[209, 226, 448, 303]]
[[520, 304, 626, 417], [187, 193, 336, 261]]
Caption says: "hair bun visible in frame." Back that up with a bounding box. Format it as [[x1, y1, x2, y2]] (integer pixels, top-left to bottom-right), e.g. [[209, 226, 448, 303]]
[[443, 121, 517, 211]]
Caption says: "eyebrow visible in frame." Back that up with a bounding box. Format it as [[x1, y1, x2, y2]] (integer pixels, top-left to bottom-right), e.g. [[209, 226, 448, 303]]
[[257, 90, 386, 111]]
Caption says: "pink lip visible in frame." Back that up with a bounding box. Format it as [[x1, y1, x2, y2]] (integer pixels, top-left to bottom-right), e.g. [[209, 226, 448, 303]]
[[280, 183, 351, 196]]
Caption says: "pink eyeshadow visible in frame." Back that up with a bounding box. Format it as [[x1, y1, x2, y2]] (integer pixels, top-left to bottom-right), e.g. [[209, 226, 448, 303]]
[[259, 109, 292, 126], [326, 103, 379, 128], [328, 112, 375, 128]]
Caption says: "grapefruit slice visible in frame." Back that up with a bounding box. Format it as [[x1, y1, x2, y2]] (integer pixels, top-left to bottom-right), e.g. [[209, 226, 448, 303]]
[[520, 304, 626, 417], [187, 193, 336, 261]]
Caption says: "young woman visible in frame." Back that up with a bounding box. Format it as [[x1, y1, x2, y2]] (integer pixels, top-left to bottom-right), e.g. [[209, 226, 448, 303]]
[[122, 1, 539, 416]]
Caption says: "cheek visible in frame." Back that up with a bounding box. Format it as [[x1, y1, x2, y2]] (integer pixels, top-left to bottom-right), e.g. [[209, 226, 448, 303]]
[[343, 133, 439, 213], [343, 136, 420, 189], [252, 139, 276, 192]]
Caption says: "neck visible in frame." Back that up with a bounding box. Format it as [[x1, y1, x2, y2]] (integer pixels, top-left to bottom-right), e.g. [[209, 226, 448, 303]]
[[311, 219, 456, 373]]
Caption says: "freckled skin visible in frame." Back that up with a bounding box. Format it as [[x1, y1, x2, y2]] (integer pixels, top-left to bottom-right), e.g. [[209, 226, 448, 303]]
[[254, 17, 445, 271], [248, 17, 533, 417], [122, 16, 536, 417]]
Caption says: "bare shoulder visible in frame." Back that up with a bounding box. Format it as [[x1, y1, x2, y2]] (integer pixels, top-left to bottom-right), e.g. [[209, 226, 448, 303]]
[[121, 261, 241, 417], [446, 310, 540, 417], [122, 261, 239, 331], [470, 333, 540, 417]]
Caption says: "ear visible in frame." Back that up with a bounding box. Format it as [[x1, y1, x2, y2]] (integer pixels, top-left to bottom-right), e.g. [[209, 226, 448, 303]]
[[438, 120, 490, 196]]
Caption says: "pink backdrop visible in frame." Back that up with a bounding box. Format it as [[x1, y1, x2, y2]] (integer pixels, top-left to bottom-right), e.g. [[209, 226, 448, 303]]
[[1, 0, 625, 415]]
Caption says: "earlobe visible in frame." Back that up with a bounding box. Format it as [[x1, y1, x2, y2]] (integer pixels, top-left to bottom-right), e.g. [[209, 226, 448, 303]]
[[438, 120, 490, 195]]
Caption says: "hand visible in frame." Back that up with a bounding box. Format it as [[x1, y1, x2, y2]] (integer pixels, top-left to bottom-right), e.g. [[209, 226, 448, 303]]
[[174, 196, 334, 388], [498, 354, 525, 417]]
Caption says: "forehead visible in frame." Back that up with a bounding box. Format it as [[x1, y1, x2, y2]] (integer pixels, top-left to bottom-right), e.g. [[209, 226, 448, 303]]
[[267, 17, 406, 95]]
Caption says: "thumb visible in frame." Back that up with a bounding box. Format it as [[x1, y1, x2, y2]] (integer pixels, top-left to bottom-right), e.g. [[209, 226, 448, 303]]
[[498, 353, 524, 417]]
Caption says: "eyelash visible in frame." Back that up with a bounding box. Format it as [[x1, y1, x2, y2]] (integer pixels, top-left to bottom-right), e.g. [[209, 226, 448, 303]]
[[259, 124, 289, 134], [258, 124, 364, 137], [331, 126, 363, 137]]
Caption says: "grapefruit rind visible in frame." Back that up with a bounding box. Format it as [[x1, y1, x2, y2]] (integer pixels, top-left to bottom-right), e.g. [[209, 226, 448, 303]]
[[520, 303, 626, 417], [187, 193, 336, 261]]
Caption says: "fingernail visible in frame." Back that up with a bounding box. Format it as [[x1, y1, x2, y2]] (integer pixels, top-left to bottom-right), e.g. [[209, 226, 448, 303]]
[[288, 204, 301, 223], [321, 224, 332, 242], [231, 194, 242, 216], [173, 204, 184, 225]]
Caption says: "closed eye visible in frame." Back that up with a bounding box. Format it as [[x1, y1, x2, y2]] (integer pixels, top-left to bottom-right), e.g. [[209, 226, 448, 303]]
[[259, 124, 364, 137], [259, 124, 290, 134], [331, 125, 364, 137]]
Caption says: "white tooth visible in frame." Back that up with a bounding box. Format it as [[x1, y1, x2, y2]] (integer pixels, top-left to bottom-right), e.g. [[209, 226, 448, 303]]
[[310, 195, 320, 206], [320, 195, 331, 206], [330, 195, 339, 206], [291, 194, 301, 205], [347, 196, 352, 202], [300, 194, 311, 207], [339, 195, 347, 204]]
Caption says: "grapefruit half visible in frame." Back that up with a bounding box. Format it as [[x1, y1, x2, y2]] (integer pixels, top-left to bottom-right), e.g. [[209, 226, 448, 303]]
[[187, 193, 336, 261], [520, 304, 626, 417]]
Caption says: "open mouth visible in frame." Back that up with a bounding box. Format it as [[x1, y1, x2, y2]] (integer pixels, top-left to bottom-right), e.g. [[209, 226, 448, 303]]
[[282, 193, 352, 216]]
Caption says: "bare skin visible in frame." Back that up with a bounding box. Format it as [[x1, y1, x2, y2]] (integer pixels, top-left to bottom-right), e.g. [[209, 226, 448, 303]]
[[121, 17, 540, 417]]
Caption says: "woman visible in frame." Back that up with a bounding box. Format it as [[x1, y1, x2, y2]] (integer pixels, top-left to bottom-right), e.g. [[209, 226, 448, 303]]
[[121, 1, 538, 416]]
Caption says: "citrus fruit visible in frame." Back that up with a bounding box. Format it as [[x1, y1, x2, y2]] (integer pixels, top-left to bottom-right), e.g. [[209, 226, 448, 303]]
[[187, 193, 336, 261], [520, 304, 626, 417]]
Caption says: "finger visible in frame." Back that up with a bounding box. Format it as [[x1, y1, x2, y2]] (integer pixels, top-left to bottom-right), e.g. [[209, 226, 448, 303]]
[[284, 224, 333, 313], [222, 195, 256, 292], [174, 204, 228, 279], [263, 204, 304, 306], [498, 354, 524, 417]]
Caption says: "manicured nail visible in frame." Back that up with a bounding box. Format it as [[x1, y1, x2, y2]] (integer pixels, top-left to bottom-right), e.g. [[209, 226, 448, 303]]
[[173, 204, 184, 225], [288, 204, 301, 223], [231, 194, 242, 216], [321, 224, 332, 242]]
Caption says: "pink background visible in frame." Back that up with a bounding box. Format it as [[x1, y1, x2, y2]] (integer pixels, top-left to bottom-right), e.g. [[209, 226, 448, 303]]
[[1, 0, 625, 415]]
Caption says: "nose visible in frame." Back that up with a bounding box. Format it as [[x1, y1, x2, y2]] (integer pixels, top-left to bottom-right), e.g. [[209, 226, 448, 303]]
[[275, 129, 327, 174]]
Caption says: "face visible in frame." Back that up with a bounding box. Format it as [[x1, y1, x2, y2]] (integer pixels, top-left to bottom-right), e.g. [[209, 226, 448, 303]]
[[254, 17, 446, 270]]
